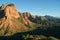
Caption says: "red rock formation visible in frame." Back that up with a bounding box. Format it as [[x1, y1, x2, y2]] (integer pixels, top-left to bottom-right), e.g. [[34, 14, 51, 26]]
[[0, 4, 20, 27]]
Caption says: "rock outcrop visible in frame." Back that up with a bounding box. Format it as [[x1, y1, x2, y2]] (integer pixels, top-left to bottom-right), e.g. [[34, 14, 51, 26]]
[[0, 4, 20, 27], [0, 4, 26, 36]]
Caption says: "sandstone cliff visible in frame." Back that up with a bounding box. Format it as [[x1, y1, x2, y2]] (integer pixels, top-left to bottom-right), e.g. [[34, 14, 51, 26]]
[[0, 4, 28, 36]]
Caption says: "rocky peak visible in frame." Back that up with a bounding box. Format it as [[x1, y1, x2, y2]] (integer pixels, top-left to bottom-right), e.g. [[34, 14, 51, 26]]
[[22, 12, 31, 17], [1, 4, 15, 10], [0, 3, 20, 28], [40, 16, 48, 21], [0, 3, 20, 19]]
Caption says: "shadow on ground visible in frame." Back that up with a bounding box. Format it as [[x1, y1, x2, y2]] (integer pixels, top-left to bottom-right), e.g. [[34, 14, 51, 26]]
[[0, 26, 60, 40]]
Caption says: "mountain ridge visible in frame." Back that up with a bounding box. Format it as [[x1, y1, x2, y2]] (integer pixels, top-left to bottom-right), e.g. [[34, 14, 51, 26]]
[[0, 3, 60, 36]]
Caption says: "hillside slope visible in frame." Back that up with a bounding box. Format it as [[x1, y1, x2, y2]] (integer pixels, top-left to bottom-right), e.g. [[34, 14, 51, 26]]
[[0, 3, 60, 36]]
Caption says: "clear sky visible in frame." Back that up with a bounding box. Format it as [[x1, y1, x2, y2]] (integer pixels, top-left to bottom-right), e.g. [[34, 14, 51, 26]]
[[0, 0, 60, 17]]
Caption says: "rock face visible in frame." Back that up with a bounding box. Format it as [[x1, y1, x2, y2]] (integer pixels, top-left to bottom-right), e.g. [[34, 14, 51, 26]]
[[22, 12, 35, 27], [0, 4, 20, 27], [0, 4, 36, 36], [0, 4, 25, 36], [1, 4, 20, 18]]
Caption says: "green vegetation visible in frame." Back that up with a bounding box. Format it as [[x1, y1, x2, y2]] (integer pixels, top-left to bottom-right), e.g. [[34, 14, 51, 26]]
[[22, 34, 59, 40]]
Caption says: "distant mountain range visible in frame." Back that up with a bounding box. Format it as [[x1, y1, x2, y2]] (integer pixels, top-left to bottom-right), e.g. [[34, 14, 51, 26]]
[[0, 3, 60, 37]]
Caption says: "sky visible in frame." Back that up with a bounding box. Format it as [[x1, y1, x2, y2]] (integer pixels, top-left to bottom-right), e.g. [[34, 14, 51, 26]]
[[0, 0, 60, 17]]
